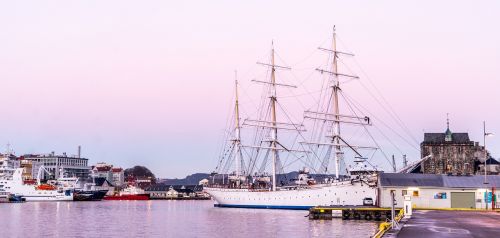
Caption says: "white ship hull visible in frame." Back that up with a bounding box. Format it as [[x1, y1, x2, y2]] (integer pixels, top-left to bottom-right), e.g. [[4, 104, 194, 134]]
[[14, 190, 73, 202], [205, 181, 377, 210], [0, 168, 73, 202]]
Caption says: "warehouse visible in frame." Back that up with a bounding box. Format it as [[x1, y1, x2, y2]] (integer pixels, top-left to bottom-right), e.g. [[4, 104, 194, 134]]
[[378, 173, 499, 209]]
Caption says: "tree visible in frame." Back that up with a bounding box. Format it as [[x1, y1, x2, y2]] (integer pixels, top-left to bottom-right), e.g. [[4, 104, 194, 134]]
[[124, 165, 156, 182]]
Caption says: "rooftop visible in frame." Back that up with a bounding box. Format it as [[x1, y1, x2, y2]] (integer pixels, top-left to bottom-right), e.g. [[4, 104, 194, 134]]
[[380, 173, 500, 188], [422, 133, 473, 145]]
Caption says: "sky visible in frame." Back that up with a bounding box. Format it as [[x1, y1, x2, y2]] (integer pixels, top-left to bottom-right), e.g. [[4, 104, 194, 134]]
[[0, 1, 499, 178]]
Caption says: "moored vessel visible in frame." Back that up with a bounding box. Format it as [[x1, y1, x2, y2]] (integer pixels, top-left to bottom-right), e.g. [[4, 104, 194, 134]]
[[104, 185, 149, 200], [205, 28, 389, 209], [0, 168, 73, 201]]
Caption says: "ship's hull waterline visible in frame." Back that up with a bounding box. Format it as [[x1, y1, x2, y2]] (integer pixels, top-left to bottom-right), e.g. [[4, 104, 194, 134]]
[[21, 194, 73, 202], [205, 181, 377, 210]]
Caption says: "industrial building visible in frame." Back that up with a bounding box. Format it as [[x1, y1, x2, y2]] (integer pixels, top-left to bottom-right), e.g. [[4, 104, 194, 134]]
[[378, 173, 499, 209], [22, 149, 90, 180]]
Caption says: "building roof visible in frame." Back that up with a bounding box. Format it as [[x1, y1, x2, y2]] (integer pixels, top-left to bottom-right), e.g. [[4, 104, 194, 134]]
[[111, 168, 123, 172], [95, 166, 111, 172], [422, 133, 472, 144], [94, 177, 113, 187], [486, 158, 500, 165], [380, 173, 500, 188], [380, 173, 444, 187]]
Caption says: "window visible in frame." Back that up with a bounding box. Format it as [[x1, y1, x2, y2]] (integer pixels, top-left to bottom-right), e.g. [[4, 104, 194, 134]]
[[412, 190, 419, 197], [402, 190, 408, 196]]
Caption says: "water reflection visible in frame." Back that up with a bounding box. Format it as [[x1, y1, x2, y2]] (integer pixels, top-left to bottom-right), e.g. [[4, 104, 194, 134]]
[[0, 201, 379, 237]]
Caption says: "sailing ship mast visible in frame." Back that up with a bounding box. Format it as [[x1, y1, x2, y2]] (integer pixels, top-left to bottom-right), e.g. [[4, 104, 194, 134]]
[[243, 42, 304, 191], [234, 71, 242, 181], [269, 43, 279, 191], [331, 27, 342, 179], [302, 26, 374, 179]]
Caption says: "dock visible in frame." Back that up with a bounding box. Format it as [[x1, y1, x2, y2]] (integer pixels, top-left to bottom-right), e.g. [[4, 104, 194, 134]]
[[309, 206, 402, 221], [396, 210, 500, 238]]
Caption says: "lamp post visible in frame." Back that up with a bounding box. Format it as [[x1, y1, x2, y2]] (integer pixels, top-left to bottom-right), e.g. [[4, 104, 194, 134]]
[[483, 121, 494, 184]]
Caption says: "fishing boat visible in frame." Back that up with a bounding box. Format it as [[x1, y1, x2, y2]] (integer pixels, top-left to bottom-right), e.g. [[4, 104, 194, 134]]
[[104, 185, 149, 200], [73, 190, 107, 201], [204, 28, 392, 209]]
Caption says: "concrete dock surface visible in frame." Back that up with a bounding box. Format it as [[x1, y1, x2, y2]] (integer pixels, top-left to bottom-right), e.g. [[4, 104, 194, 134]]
[[397, 210, 500, 238]]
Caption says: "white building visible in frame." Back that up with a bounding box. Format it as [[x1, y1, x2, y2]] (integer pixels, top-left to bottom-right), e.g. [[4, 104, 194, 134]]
[[379, 173, 500, 209], [0, 154, 20, 178], [92, 163, 114, 182], [92, 163, 125, 187], [23, 152, 90, 180], [111, 167, 125, 187]]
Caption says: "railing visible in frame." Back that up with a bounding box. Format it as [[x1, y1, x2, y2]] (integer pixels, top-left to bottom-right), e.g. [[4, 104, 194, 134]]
[[372, 209, 404, 238]]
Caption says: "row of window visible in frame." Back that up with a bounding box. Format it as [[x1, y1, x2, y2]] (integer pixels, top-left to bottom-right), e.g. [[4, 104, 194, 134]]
[[28, 158, 88, 167]]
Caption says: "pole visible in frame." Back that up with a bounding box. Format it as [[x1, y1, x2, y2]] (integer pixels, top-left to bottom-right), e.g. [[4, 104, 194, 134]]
[[484, 121, 488, 184], [392, 155, 396, 172], [492, 187, 496, 210], [391, 190, 396, 228]]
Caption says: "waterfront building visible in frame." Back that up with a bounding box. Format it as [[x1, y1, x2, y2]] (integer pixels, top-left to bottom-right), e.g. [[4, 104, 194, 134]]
[[145, 184, 203, 199], [19, 159, 42, 180], [420, 120, 484, 175], [87, 177, 115, 196], [135, 177, 153, 189], [23, 151, 90, 180], [111, 167, 125, 187], [477, 158, 500, 175], [379, 173, 500, 209], [0, 153, 20, 178], [92, 163, 113, 182], [91, 163, 125, 187]]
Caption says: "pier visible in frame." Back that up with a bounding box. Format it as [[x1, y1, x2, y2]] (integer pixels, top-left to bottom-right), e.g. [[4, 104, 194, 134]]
[[309, 206, 402, 221]]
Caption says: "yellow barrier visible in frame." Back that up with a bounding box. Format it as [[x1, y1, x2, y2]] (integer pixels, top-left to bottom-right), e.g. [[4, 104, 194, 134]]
[[372, 209, 404, 238]]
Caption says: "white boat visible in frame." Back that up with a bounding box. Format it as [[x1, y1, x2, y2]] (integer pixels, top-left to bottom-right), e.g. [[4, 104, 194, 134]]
[[204, 28, 386, 209], [0, 168, 73, 201]]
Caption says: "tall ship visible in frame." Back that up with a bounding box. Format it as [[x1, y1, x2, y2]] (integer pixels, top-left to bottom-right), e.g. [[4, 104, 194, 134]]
[[204, 28, 389, 209]]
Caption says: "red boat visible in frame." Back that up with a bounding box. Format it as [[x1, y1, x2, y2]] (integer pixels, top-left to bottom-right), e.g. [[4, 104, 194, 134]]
[[103, 185, 149, 200], [103, 194, 149, 200]]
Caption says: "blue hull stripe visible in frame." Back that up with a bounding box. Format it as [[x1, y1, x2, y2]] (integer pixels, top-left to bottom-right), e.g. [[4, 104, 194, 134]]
[[214, 204, 312, 210]]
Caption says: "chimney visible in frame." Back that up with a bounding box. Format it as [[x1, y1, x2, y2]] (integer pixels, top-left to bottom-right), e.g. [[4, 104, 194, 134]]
[[78, 145, 81, 158]]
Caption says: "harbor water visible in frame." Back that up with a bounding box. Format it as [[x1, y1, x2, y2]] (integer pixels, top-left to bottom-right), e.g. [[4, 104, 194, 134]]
[[0, 200, 379, 237]]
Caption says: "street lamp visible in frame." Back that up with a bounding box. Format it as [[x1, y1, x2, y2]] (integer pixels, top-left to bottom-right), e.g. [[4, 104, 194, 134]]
[[483, 121, 494, 184]]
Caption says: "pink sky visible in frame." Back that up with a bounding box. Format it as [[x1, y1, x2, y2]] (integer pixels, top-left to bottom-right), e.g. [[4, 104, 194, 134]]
[[0, 1, 499, 177]]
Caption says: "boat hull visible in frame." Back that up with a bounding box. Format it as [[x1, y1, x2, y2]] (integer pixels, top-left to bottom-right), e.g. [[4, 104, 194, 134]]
[[21, 194, 73, 201], [103, 194, 150, 200], [205, 181, 377, 210], [73, 190, 108, 201]]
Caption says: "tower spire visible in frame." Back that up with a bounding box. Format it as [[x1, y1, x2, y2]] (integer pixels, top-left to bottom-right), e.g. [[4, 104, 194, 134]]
[[446, 113, 450, 130], [445, 113, 452, 142]]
